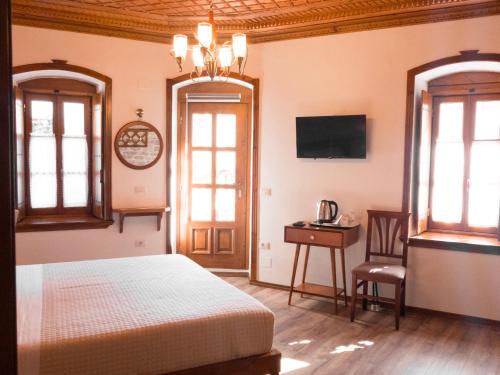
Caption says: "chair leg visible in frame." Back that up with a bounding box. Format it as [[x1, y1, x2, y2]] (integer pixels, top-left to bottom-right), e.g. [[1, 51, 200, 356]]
[[362, 281, 368, 310], [394, 282, 401, 330], [350, 274, 357, 322], [401, 279, 406, 316]]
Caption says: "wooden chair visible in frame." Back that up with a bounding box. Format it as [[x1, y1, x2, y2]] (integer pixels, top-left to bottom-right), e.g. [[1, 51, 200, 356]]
[[350, 210, 410, 330]]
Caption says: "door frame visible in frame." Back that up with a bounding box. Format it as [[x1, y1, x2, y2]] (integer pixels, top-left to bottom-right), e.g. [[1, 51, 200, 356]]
[[0, 0, 18, 372], [166, 73, 260, 281]]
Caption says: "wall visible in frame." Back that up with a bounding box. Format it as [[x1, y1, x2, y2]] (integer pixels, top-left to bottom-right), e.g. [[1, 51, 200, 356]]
[[12, 26, 177, 264], [255, 15, 500, 321], [12, 26, 260, 265], [13, 16, 500, 321]]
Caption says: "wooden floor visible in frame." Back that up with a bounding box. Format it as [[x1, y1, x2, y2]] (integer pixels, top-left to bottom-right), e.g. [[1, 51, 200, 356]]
[[223, 277, 500, 375]]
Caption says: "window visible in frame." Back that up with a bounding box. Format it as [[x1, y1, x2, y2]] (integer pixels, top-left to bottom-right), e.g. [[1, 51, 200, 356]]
[[25, 94, 91, 214], [429, 94, 500, 234], [414, 72, 500, 240], [13, 73, 112, 231]]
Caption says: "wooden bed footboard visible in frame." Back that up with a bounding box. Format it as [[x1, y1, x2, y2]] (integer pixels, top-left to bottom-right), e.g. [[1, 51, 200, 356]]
[[166, 348, 281, 375]]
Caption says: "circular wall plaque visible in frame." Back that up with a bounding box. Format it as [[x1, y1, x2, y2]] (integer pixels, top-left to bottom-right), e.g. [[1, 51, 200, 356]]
[[114, 121, 163, 169]]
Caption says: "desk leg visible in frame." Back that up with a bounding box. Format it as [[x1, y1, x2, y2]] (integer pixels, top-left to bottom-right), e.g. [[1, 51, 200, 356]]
[[288, 244, 301, 305], [300, 245, 311, 298], [330, 247, 338, 314], [340, 247, 348, 307]]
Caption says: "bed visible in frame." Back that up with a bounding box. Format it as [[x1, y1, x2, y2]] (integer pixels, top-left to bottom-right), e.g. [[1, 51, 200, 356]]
[[17, 254, 280, 375]]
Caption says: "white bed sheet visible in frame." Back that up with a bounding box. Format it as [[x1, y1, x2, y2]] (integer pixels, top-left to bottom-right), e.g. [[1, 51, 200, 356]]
[[17, 254, 274, 375]]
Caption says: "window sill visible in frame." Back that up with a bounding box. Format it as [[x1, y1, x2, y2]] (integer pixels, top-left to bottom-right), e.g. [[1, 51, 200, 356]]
[[16, 215, 114, 232], [409, 231, 500, 255]]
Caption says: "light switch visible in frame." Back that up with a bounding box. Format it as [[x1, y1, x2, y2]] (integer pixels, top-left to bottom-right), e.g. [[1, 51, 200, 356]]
[[261, 187, 272, 196]]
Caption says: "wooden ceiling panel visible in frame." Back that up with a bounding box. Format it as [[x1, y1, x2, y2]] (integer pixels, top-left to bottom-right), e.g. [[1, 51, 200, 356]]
[[12, 0, 500, 44]]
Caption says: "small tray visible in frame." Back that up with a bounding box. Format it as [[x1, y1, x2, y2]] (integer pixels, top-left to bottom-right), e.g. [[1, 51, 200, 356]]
[[309, 220, 359, 229]]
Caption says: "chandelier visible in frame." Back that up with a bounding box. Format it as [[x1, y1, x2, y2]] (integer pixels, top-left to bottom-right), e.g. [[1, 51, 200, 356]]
[[171, 0, 247, 80]]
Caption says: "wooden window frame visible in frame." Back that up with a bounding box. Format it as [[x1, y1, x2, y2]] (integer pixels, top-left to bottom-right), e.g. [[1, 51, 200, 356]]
[[13, 63, 113, 232], [402, 51, 500, 254], [24, 92, 92, 216], [428, 93, 500, 235]]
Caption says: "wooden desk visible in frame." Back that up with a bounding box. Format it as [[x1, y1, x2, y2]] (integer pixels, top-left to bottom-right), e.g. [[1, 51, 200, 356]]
[[284, 223, 360, 314]]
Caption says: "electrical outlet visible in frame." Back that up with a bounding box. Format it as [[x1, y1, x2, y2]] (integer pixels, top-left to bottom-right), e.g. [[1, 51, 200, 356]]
[[134, 186, 146, 194], [134, 240, 146, 248]]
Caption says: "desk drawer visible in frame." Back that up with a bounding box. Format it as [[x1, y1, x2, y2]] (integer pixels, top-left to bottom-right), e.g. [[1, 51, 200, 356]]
[[285, 227, 343, 247]]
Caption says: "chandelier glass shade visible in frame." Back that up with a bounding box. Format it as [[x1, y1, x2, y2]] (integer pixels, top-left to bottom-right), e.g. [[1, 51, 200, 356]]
[[171, 2, 247, 80]]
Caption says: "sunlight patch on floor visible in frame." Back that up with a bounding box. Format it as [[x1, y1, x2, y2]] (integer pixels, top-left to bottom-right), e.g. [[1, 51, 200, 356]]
[[280, 357, 310, 374], [288, 339, 312, 346], [330, 340, 374, 354]]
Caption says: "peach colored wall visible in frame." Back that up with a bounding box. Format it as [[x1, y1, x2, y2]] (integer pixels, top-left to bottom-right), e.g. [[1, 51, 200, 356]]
[[12, 26, 177, 264], [254, 15, 500, 321], [12, 26, 260, 265], [13, 15, 500, 321]]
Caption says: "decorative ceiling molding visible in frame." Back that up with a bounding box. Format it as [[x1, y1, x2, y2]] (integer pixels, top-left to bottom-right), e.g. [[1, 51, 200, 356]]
[[12, 0, 500, 44]]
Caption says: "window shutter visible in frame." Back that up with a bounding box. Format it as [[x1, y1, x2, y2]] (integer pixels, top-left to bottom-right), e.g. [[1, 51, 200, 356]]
[[92, 94, 104, 219], [14, 87, 26, 221], [416, 90, 433, 234]]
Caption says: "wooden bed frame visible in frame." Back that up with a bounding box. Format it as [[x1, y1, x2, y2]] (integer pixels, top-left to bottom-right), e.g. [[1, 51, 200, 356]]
[[167, 349, 281, 375]]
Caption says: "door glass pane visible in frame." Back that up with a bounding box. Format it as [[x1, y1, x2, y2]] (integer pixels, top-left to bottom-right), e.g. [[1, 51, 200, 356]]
[[30, 100, 57, 208], [191, 188, 212, 221], [64, 102, 85, 136], [216, 188, 235, 221], [216, 114, 236, 147], [192, 151, 212, 184], [474, 100, 500, 140], [31, 100, 54, 135], [437, 102, 463, 141], [468, 141, 500, 227], [63, 102, 88, 207], [216, 151, 236, 184], [192, 113, 212, 147], [431, 102, 464, 223]]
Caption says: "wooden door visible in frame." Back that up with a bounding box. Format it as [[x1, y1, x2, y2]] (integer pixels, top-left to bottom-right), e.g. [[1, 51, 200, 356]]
[[180, 102, 249, 269]]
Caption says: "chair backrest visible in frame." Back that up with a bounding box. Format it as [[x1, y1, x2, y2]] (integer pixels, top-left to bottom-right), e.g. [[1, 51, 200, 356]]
[[365, 210, 411, 266]]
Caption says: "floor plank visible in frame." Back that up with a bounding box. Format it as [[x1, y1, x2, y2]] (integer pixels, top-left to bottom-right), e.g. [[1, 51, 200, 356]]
[[222, 277, 500, 375]]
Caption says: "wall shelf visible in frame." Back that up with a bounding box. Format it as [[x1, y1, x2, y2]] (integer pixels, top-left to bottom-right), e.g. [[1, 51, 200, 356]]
[[112, 207, 170, 233]]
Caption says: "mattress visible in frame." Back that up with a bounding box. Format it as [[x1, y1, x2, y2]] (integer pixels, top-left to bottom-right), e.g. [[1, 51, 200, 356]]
[[17, 254, 274, 375]]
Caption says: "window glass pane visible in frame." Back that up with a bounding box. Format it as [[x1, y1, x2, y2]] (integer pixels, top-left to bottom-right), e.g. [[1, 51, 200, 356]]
[[191, 188, 212, 221], [16, 98, 24, 205], [64, 102, 85, 136], [468, 141, 500, 227], [63, 137, 89, 207], [216, 114, 236, 147], [63, 102, 88, 208], [192, 151, 212, 184], [437, 102, 463, 142], [216, 188, 235, 221], [474, 100, 500, 140], [216, 151, 236, 184], [431, 101, 465, 224], [192, 113, 212, 147], [93, 103, 102, 204], [29, 135, 57, 209], [31, 100, 53, 135]]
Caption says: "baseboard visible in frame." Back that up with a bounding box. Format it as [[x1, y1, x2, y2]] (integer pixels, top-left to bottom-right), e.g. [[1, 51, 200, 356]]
[[213, 271, 249, 277], [250, 280, 290, 291], [250, 280, 499, 326]]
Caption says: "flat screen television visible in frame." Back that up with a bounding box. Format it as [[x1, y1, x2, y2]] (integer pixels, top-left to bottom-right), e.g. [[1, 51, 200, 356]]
[[296, 115, 366, 159]]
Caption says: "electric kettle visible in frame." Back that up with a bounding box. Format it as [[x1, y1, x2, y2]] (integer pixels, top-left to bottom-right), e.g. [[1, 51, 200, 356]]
[[317, 200, 339, 223]]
